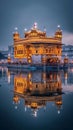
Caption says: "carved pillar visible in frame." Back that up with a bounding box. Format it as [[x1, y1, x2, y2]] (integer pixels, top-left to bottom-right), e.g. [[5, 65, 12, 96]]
[[27, 45, 32, 64], [41, 54, 47, 64]]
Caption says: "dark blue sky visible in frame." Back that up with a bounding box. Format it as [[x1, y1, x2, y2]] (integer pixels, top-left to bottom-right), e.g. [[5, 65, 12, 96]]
[[0, 0, 73, 49]]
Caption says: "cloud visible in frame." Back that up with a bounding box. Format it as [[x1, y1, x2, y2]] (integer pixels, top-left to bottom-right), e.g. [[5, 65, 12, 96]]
[[63, 32, 73, 45]]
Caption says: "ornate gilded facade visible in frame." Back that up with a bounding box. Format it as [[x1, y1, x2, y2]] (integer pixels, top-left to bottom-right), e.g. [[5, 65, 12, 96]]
[[13, 23, 62, 64]]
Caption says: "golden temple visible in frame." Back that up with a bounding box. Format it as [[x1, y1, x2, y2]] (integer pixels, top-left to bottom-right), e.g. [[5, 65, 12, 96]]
[[13, 23, 62, 64]]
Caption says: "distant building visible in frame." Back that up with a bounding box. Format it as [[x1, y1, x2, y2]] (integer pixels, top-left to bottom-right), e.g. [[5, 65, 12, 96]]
[[62, 45, 73, 62], [1, 50, 8, 58], [8, 45, 14, 55], [8, 45, 14, 59], [1, 45, 14, 58], [0, 45, 14, 63]]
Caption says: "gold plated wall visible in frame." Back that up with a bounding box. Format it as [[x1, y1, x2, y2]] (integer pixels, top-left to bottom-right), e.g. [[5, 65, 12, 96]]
[[13, 24, 62, 63]]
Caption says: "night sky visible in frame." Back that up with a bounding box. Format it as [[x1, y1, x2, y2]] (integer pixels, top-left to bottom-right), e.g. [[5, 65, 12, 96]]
[[0, 0, 73, 49]]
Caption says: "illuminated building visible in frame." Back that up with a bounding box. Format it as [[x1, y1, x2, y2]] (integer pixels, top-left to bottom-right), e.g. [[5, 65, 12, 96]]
[[13, 71, 62, 115], [7, 54, 11, 64], [62, 45, 73, 58], [13, 23, 62, 64]]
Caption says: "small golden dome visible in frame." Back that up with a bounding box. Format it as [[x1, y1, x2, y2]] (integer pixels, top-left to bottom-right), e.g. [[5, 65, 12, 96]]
[[24, 23, 46, 38], [56, 100, 62, 105], [31, 102, 38, 109]]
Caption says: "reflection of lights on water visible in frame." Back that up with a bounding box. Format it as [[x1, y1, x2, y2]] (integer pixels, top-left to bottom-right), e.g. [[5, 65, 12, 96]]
[[8, 75, 10, 84], [13, 100, 20, 105], [33, 111, 37, 117], [44, 106, 46, 111], [32, 110, 38, 117], [7, 70, 11, 84], [2, 67, 4, 75], [15, 106, 18, 109], [64, 72, 68, 85], [58, 110, 60, 114], [24, 107, 27, 112], [18, 100, 20, 104], [13, 99, 20, 109], [6, 68, 8, 74]]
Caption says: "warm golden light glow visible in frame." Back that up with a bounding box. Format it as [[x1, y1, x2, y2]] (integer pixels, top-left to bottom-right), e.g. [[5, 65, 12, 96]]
[[13, 71, 62, 112], [13, 24, 62, 63], [31, 102, 38, 108], [14, 75, 27, 94]]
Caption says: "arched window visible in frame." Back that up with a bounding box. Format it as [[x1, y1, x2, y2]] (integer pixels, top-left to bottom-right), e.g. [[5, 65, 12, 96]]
[[36, 50, 38, 54]]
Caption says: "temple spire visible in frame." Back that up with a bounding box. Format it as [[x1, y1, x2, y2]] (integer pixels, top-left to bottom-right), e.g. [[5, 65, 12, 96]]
[[57, 25, 61, 31], [14, 27, 18, 32], [33, 22, 38, 29]]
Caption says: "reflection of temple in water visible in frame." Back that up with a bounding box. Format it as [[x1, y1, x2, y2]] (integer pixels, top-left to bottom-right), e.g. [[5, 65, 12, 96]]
[[12, 71, 62, 116]]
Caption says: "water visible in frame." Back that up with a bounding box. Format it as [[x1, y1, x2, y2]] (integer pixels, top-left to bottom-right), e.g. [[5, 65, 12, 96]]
[[0, 67, 73, 130]]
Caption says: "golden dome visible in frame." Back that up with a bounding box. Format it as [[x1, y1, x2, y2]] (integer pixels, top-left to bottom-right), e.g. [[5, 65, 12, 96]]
[[56, 100, 62, 106], [24, 23, 46, 38], [31, 102, 38, 109], [13, 32, 20, 41], [55, 25, 62, 40]]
